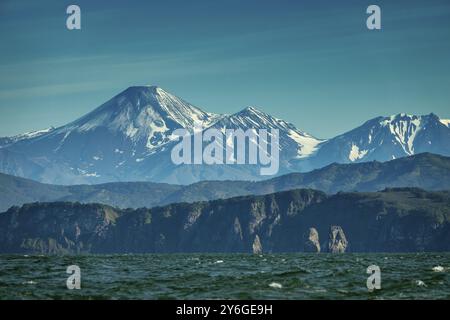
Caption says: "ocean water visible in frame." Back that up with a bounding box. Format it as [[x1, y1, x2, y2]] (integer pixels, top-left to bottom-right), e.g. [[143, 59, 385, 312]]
[[0, 253, 449, 300]]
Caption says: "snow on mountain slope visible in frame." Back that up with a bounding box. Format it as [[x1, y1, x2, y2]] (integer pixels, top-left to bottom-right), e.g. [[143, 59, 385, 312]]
[[441, 119, 450, 128], [0, 85, 449, 185], [305, 113, 450, 169], [1, 86, 321, 184], [0, 86, 224, 184], [14, 127, 56, 140], [211, 106, 324, 160], [379, 113, 422, 155], [348, 144, 368, 161], [137, 105, 324, 183], [0, 127, 55, 148], [53, 86, 220, 151]]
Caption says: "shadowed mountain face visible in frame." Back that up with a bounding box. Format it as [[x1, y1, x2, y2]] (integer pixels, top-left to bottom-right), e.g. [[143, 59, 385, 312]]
[[0, 153, 449, 213], [0, 86, 449, 185], [0, 188, 449, 254]]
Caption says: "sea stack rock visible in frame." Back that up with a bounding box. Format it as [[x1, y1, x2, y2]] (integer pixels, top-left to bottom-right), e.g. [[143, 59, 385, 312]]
[[304, 227, 321, 253], [328, 226, 348, 253], [252, 235, 263, 254]]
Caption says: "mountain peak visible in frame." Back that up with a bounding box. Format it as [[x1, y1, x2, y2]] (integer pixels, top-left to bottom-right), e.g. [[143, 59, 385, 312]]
[[234, 106, 274, 121], [387, 112, 443, 122], [240, 106, 265, 114], [121, 85, 163, 96], [55, 85, 220, 151], [388, 113, 417, 122], [242, 106, 259, 112]]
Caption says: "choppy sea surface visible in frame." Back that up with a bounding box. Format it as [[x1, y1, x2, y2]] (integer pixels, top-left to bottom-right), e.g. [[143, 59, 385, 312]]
[[0, 253, 449, 300]]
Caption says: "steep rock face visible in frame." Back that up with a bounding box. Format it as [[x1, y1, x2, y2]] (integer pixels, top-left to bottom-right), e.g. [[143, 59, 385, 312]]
[[0, 202, 120, 254], [303, 227, 321, 253], [0, 188, 449, 254], [328, 226, 348, 253]]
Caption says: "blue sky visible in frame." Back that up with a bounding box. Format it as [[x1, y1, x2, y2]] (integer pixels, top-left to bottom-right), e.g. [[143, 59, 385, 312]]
[[0, 0, 449, 138]]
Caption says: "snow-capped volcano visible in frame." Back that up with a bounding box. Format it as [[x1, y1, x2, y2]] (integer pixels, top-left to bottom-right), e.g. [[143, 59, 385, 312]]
[[55, 85, 220, 151], [0, 86, 224, 184], [0, 85, 449, 184], [306, 113, 450, 169], [211, 106, 323, 160]]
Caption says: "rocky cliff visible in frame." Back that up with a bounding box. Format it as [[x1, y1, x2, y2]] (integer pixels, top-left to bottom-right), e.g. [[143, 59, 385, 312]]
[[0, 188, 449, 254]]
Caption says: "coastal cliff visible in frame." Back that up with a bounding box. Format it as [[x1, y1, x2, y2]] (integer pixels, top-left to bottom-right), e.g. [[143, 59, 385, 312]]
[[0, 188, 449, 254]]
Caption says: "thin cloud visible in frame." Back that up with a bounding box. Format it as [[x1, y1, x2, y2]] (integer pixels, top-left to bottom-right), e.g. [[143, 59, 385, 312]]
[[0, 81, 113, 99]]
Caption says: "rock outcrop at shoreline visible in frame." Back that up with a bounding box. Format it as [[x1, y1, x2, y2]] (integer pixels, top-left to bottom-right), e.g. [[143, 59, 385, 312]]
[[304, 228, 321, 253], [328, 226, 348, 253], [252, 235, 263, 254]]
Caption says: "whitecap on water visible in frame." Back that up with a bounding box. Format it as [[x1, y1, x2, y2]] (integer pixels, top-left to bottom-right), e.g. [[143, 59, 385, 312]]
[[432, 266, 445, 272], [415, 280, 427, 287], [22, 280, 36, 285], [268, 282, 283, 289], [188, 257, 200, 261], [214, 260, 224, 264]]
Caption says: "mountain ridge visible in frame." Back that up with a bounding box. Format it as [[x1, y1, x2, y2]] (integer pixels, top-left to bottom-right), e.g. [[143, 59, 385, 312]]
[[1, 152, 449, 213], [0, 85, 449, 184]]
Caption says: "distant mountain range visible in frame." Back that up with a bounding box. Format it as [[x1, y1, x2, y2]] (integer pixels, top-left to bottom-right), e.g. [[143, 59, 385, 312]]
[[0, 86, 449, 185], [305, 112, 450, 169], [1, 153, 449, 213], [1, 187, 449, 254]]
